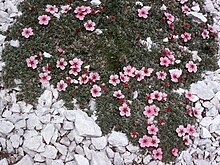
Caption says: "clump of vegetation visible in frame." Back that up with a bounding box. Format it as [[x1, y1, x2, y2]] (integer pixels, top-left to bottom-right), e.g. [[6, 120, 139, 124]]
[[2, 0, 218, 162]]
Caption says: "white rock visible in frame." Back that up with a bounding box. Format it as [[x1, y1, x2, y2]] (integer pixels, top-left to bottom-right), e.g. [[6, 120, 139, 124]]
[[65, 152, 74, 162], [55, 143, 67, 156], [43, 52, 52, 58], [83, 146, 92, 160], [91, 136, 107, 150], [0, 158, 8, 165], [200, 117, 213, 127], [51, 160, 64, 165], [182, 151, 193, 165], [108, 131, 128, 147], [186, 12, 207, 22], [51, 115, 63, 124], [6, 139, 14, 153], [38, 90, 53, 108], [26, 113, 42, 129], [63, 120, 74, 130], [15, 119, 26, 129], [41, 145, 58, 159], [15, 155, 34, 165], [41, 124, 55, 144], [64, 110, 75, 121], [10, 40, 19, 47], [114, 152, 124, 165], [73, 110, 102, 137], [201, 127, 212, 138], [75, 145, 84, 155], [10, 103, 20, 112], [23, 135, 45, 152], [91, 0, 101, 6], [34, 154, 45, 162], [74, 154, 89, 165], [91, 151, 112, 165], [60, 137, 71, 146], [194, 159, 211, 165], [69, 141, 77, 152], [0, 34, 6, 45], [143, 155, 152, 164], [190, 81, 215, 100], [105, 146, 115, 158], [0, 120, 14, 134], [39, 114, 51, 124], [206, 107, 218, 117], [66, 161, 77, 165], [10, 134, 20, 148], [126, 144, 139, 153]]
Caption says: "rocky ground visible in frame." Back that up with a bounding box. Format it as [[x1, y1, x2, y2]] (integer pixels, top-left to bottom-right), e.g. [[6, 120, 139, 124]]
[[0, 0, 220, 165]]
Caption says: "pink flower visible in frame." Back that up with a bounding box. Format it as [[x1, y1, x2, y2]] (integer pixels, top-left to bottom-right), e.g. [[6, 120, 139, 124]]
[[22, 27, 34, 38], [151, 91, 163, 101], [183, 135, 192, 146], [78, 74, 89, 85], [69, 58, 83, 68], [123, 65, 136, 77], [109, 74, 120, 86], [90, 85, 102, 97], [185, 90, 195, 102], [135, 70, 145, 81], [119, 72, 130, 83], [151, 104, 160, 116], [119, 103, 131, 117], [113, 90, 125, 99], [84, 6, 92, 14], [164, 12, 175, 22], [151, 135, 160, 148], [208, 24, 217, 33], [74, 6, 86, 14], [76, 12, 86, 20], [171, 147, 179, 157], [144, 105, 160, 118], [169, 69, 182, 82], [137, 7, 149, 19], [56, 58, 67, 70], [160, 57, 171, 67], [144, 105, 155, 118], [74, 6, 91, 15], [84, 20, 96, 31], [192, 106, 199, 118], [176, 125, 186, 137], [147, 124, 159, 135], [156, 71, 167, 80], [186, 124, 195, 136], [69, 67, 81, 76], [57, 80, 68, 91], [181, 32, 192, 42], [45, 5, 58, 14], [61, 5, 72, 14], [138, 135, 152, 148], [182, 4, 191, 13], [201, 29, 209, 39], [142, 67, 154, 77], [39, 72, 51, 84], [42, 63, 51, 73], [152, 148, 163, 160], [89, 72, 100, 82], [66, 77, 74, 84], [186, 105, 193, 117], [185, 61, 197, 73], [38, 15, 51, 25], [26, 56, 38, 69]]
